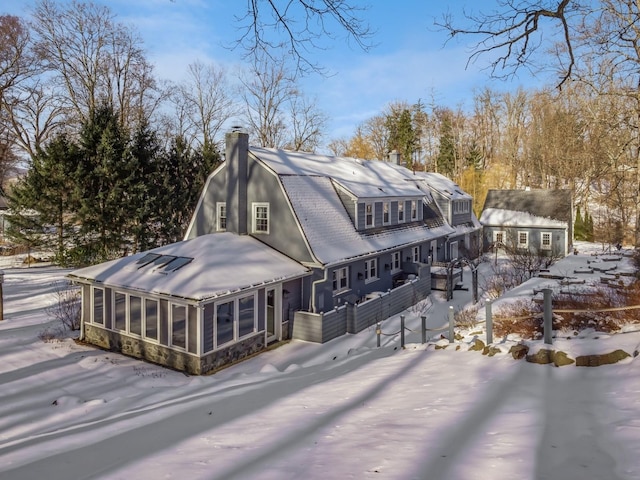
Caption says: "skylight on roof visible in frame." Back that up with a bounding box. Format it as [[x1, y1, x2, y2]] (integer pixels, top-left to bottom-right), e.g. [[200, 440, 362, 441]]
[[135, 254, 194, 274], [163, 257, 193, 272], [135, 253, 161, 267]]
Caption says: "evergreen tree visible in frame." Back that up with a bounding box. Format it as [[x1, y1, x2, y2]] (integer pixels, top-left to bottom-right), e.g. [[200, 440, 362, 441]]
[[75, 105, 130, 262], [386, 108, 417, 168], [585, 210, 594, 241], [155, 136, 220, 244], [436, 114, 456, 176], [6, 134, 81, 264]]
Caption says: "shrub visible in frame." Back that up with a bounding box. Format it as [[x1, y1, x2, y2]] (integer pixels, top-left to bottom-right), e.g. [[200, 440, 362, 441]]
[[45, 280, 81, 331]]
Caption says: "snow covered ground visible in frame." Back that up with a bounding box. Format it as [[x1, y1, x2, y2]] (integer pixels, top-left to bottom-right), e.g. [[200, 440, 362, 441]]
[[1, 242, 640, 480]]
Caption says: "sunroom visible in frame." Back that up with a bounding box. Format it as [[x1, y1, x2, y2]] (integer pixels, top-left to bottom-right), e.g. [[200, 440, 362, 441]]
[[69, 233, 310, 374]]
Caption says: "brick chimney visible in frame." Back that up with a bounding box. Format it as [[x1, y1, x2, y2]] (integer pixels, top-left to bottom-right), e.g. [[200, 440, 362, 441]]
[[225, 127, 249, 235]]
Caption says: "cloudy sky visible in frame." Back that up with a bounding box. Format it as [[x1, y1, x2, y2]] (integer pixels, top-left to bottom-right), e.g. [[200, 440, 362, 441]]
[[6, 0, 551, 143]]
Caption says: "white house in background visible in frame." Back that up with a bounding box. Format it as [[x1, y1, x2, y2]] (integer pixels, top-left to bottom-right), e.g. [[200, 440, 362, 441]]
[[69, 130, 481, 374], [480, 189, 573, 257]]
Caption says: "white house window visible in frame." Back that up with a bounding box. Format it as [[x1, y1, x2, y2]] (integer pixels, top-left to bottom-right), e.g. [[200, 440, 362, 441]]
[[252, 203, 269, 234], [216, 202, 226, 231], [365, 203, 374, 228], [92, 287, 104, 325], [333, 267, 349, 291], [398, 201, 404, 222], [129, 295, 142, 336], [383, 202, 390, 225], [541, 232, 552, 250], [391, 251, 401, 272], [114, 292, 126, 331], [217, 300, 234, 347], [518, 231, 529, 249], [238, 295, 256, 338], [493, 230, 506, 245], [411, 200, 417, 220], [364, 258, 378, 282], [171, 304, 187, 350], [412, 246, 420, 263], [144, 299, 159, 341]]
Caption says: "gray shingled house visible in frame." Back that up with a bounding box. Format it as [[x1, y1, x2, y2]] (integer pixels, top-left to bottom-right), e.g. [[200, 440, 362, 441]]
[[480, 189, 573, 256], [69, 130, 481, 374]]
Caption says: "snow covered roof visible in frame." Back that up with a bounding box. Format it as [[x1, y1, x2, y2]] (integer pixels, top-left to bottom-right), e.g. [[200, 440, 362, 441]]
[[281, 175, 455, 265], [68, 233, 310, 302], [479, 208, 568, 228], [482, 189, 572, 224], [412, 171, 472, 200], [250, 147, 426, 199]]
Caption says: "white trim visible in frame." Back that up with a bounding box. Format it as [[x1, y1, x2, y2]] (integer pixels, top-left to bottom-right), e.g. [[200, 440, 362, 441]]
[[364, 258, 378, 284], [397, 201, 405, 223], [517, 231, 529, 249], [252, 202, 270, 234], [383, 201, 390, 225], [332, 266, 349, 292], [143, 298, 160, 344], [91, 286, 104, 325], [391, 251, 402, 273], [216, 202, 226, 231], [365, 202, 374, 228], [170, 303, 188, 351], [541, 231, 552, 250]]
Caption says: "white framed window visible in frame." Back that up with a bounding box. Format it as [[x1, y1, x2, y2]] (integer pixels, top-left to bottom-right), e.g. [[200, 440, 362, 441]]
[[171, 304, 187, 350], [541, 232, 552, 250], [493, 230, 506, 245], [213, 293, 258, 348], [129, 295, 142, 337], [252, 203, 269, 234], [144, 298, 159, 341], [114, 291, 126, 331], [412, 246, 420, 263], [517, 231, 529, 249], [383, 202, 390, 225], [391, 251, 401, 272], [398, 201, 404, 223], [411, 200, 417, 220], [216, 202, 226, 231], [332, 266, 349, 292], [364, 258, 378, 283], [365, 203, 374, 228], [92, 287, 104, 325]]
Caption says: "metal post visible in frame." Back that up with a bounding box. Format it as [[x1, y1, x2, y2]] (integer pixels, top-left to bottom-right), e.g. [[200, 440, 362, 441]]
[[400, 315, 405, 348], [485, 299, 492, 344], [0, 270, 4, 321], [448, 306, 455, 342], [543, 288, 553, 345], [421, 315, 427, 344], [376, 322, 381, 348]]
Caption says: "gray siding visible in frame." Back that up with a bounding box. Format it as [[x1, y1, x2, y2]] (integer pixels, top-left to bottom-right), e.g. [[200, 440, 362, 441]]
[[292, 273, 431, 344], [483, 226, 567, 256]]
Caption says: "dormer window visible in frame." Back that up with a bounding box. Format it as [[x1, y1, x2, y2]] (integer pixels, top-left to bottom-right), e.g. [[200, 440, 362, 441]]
[[398, 202, 404, 222], [383, 202, 390, 225], [411, 200, 417, 220], [365, 203, 374, 228]]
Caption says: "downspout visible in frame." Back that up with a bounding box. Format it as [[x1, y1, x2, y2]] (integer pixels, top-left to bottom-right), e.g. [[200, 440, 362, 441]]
[[310, 268, 328, 314]]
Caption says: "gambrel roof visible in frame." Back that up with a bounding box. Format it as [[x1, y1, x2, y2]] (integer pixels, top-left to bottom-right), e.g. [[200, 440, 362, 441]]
[[480, 189, 572, 228], [249, 148, 457, 266], [251, 147, 427, 200]]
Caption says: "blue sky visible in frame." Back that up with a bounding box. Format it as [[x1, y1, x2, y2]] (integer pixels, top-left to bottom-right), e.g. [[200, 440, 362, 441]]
[[6, 0, 549, 142]]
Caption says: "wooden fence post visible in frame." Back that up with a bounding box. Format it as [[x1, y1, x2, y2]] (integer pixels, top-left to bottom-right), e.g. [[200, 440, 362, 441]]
[[421, 316, 426, 344], [400, 315, 405, 348], [485, 299, 493, 344], [543, 288, 553, 345], [448, 306, 455, 342]]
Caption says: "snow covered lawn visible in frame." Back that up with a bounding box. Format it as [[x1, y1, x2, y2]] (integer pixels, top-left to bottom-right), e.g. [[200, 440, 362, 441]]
[[1, 244, 640, 480]]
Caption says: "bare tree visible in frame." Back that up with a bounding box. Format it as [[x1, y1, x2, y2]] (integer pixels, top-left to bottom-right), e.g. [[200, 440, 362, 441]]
[[171, 60, 237, 151], [30, 0, 158, 128], [233, 0, 374, 74], [238, 54, 294, 148], [286, 91, 326, 152]]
